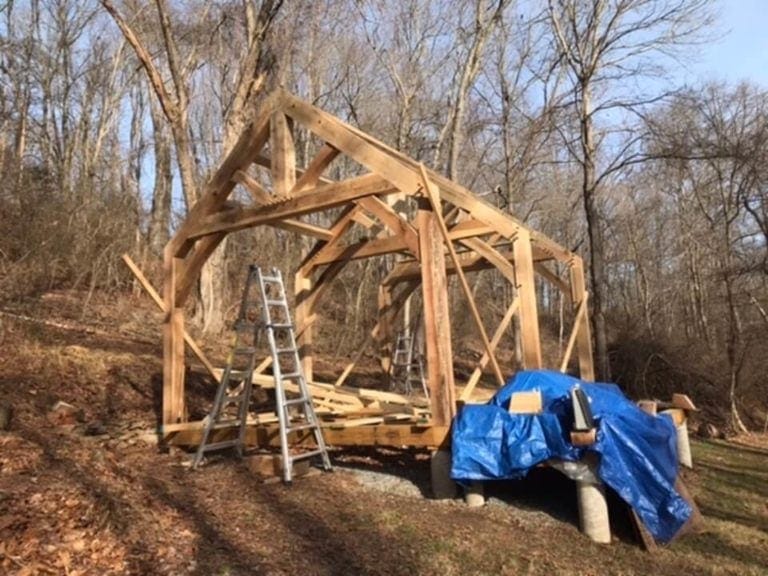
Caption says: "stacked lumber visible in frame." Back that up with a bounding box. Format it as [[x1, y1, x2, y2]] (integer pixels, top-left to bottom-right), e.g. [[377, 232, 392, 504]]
[[210, 368, 432, 429]]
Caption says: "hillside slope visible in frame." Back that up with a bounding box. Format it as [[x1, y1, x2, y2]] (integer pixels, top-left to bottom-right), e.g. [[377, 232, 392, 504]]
[[0, 291, 766, 575]]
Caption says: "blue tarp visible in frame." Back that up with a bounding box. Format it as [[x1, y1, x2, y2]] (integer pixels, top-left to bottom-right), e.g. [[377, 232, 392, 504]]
[[451, 370, 691, 543]]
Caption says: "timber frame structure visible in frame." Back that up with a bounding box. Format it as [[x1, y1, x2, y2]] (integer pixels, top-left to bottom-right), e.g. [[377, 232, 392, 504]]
[[160, 89, 594, 448]]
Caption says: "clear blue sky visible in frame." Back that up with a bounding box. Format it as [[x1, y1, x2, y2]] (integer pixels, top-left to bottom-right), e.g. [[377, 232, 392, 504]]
[[685, 0, 768, 87]]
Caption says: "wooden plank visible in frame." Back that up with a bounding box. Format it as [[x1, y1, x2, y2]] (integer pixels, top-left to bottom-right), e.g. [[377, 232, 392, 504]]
[[121, 254, 221, 384], [417, 197, 456, 427], [459, 297, 519, 401], [165, 422, 451, 449], [559, 292, 589, 373], [292, 143, 339, 194], [333, 363, 356, 387], [570, 429, 597, 446], [513, 229, 543, 369], [672, 393, 697, 411], [270, 112, 296, 197], [509, 391, 543, 414], [254, 356, 272, 374], [569, 258, 595, 381], [419, 164, 505, 388], [187, 173, 397, 240], [162, 248, 186, 425], [328, 417, 385, 429], [243, 372, 365, 407]]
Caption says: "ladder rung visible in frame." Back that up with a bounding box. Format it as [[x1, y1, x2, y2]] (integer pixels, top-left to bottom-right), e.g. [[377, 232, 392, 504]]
[[290, 449, 325, 462], [269, 323, 293, 329], [284, 397, 310, 407], [233, 347, 257, 355], [287, 422, 318, 433], [265, 299, 288, 306], [275, 347, 297, 354], [200, 439, 239, 452], [280, 371, 302, 379], [261, 275, 282, 283]]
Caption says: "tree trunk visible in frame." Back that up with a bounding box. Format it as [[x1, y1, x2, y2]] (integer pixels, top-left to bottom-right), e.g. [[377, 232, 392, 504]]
[[580, 83, 610, 381], [148, 97, 173, 256]]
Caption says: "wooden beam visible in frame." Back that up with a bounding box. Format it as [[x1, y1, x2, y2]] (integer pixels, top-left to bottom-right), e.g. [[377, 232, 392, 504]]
[[269, 219, 333, 240], [459, 297, 519, 401], [459, 237, 516, 285], [166, 422, 450, 449], [419, 164, 505, 388], [292, 143, 339, 194], [357, 196, 419, 255], [417, 197, 456, 427], [187, 173, 398, 239], [295, 269, 314, 380], [569, 257, 595, 381], [278, 90, 574, 263], [162, 247, 186, 425], [513, 229, 543, 369], [233, 169, 271, 203], [299, 205, 361, 274], [121, 254, 221, 384], [560, 292, 589, 373], [310, 235, 413, 267], [534, 262, 569, 293], [270, 112, 296, 197]]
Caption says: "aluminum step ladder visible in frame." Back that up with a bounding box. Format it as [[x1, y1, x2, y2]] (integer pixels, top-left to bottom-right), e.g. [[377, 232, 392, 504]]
[[192, 265, 262, 469], [192, 265, 332, 483], [256, 267, 332, 483], [388, 330, 428, 398]]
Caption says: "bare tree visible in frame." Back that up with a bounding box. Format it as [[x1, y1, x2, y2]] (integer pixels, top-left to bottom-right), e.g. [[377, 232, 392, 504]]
[[546, 0, 714, 380], [100, 0, 284, 331]]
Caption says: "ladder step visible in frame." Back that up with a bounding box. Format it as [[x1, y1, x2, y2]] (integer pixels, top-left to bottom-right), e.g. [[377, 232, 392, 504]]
[[261, 275, 282, 283], [275, 347, 297, 354], [265, 299, 288, 306], [269, 323, 293, 329], [290, 449, 325, 462], [287, 422, 319, 433], [233, 347, 257, 355], [284, 397, 310, 407], [199, 439, 240, 452]]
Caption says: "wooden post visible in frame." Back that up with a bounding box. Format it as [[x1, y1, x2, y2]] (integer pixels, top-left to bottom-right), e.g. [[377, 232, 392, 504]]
[[295, 269, 313, 381], [569, 257, 595, 381], [378, 283, 394, 373], [417, 198, 456, 427], [271, 112, 295, 197], [513, 229, 542, 369], [162, 247, 186, 425]]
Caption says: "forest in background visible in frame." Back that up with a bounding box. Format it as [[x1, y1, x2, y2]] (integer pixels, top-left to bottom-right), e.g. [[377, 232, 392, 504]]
[[1, 0, 766, 432]]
